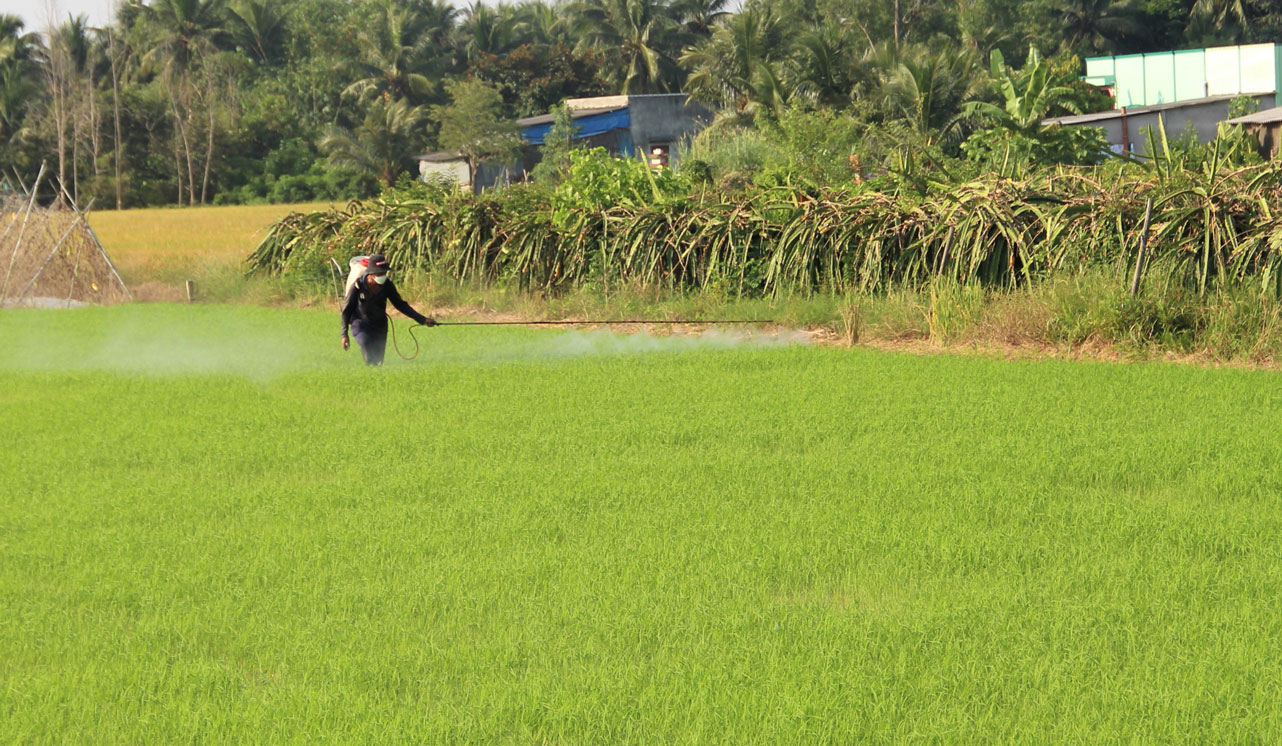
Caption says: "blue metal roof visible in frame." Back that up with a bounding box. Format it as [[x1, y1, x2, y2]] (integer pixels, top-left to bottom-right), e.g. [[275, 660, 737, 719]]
[[522, 108, 631, 145]]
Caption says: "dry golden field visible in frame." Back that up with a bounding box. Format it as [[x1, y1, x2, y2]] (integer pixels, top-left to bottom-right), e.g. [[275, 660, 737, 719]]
[[90, 202, 334, 284]]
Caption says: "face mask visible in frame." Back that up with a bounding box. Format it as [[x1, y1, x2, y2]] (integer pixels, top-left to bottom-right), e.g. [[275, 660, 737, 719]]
[[372, 273, 388, 285]]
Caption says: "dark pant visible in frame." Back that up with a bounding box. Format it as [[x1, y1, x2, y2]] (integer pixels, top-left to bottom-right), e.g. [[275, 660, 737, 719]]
[[351, 320, 387, 366]]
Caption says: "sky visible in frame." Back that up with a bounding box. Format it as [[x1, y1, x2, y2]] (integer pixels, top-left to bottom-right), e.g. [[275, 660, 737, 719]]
[[4, 0, 116, 32]]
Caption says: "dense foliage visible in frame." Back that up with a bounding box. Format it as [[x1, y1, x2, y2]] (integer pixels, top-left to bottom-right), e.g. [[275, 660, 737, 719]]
[[249, 126, 1282, 300], [1, 0, 1272, 208]]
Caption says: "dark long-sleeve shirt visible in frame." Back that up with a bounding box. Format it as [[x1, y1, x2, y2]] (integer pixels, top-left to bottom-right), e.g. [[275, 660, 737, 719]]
[[341, 277, 428, 336]]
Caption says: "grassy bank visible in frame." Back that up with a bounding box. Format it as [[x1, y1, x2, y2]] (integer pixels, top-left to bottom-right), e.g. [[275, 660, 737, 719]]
[[386, 274, 1282, 366], [3, 304, 1282, 742]]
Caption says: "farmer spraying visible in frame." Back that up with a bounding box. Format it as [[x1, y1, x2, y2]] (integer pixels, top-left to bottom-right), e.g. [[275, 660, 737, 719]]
[[340, 254, 435, 365]]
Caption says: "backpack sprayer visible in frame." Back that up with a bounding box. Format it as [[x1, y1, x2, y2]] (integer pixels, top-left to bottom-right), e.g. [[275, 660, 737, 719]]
[[330, 256, 770, 361]]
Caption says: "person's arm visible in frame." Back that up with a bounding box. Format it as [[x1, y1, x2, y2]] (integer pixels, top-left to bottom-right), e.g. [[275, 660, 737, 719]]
[[386, 282, 434, 325], [340, 284, 359, 339]]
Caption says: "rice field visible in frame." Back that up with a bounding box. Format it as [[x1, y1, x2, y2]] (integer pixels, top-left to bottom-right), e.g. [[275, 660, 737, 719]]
[[3, 304, 1282, 743], [89, 202, 334, 282]]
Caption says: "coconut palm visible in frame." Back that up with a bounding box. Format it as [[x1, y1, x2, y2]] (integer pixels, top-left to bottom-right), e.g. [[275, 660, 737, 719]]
[[512, 1, 573, 45], [680, 2, 791, 116], [569, 0, 682, 93], [1055, 0, 1145, 56], [344, 0, 455, 103], [881, 44, 986, 142], [228, 0, 288, 64], [50, 14, 93, 72], [320, 95, 427, 186], [1190, 0, 1248, 41], [788, 25, 871, 108], [0, 24, 40, 171], [455, 2, 521, 61], [0, 14, 42, 65], [141, 0, 230, 79], [673, 0, 731, 36]]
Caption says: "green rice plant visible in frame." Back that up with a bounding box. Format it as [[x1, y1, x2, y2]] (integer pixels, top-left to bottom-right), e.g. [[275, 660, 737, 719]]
[[11, 305, 1282, 743]]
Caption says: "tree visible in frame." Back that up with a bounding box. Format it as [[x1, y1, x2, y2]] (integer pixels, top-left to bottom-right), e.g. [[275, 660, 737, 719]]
[[321, 95, 426, 186], [673, 0, 731, 35], [45, 14, 94, 202], [963, 48, 1085, 135], [455, 2, 521, 62], [432, 79, 522, 185], [956, 0, 1022, 59], [468, 43, 609, 118], [961, 48, 1106, 165], [512, 1, 573, 46], [787, 25, 871, 108], [0, 15, 41, 174], [679, 2, 791, 118], [881, 43, 985, 143], [1023, 0, 1146, 58], [569, 0, 682, 93], [142, 0, 231, 204], [342, 0, 455, 103], [229, 0, 289, 64], [529, 102, 582, 183], [100, 25, 132, 209], [142, 0, 230, 78]]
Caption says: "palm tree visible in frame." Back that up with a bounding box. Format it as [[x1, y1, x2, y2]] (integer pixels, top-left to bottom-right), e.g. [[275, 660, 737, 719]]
[[569, 0, 681, 93], [788, 25, 871, 108], [1055, 0, 1145, 56], [0, 14, 42, 65], [344, 0, 454, 102], [45, 15, 99, 202], [512, 1, 572, 46], [142, 0, 232, 204], [0, 62, 36, 149], [956, 0, 1019, 57], [1190, 0, 1249, 42], [673, 0, 731, 36], [321, 95, 426, 186], [0, 19, 41, 172], [881, 44, 985, 143], [142, 0, 229, 79], [679, 2, 791, 116], [455, 2, 521, 61], [228, 0, 289, 64]]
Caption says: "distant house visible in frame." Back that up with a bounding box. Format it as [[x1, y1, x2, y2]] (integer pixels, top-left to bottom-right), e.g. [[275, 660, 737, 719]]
[[1048, 43, 1282, 155], [1044, 94, 1275, 156], [416, 151, 470, 186], [1225, 106, 1282, 158], [415, 93, 712, 191], [1082, 44, 1282, 109], [518, 94, 712, 169]]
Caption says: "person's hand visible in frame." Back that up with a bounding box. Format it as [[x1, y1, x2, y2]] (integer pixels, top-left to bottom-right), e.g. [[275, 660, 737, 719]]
[[421, 317, 437, 327], [341, 336, 350, 351]]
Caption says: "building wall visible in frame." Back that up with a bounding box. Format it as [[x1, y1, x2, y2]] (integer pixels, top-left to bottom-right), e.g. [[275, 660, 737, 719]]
[[1085, 44, 1280, 109], [1241, 122, 1282, 158], [1088, 94, 1275, 154], [623, 95, 713, 168], [418, 159, 470, 187]]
